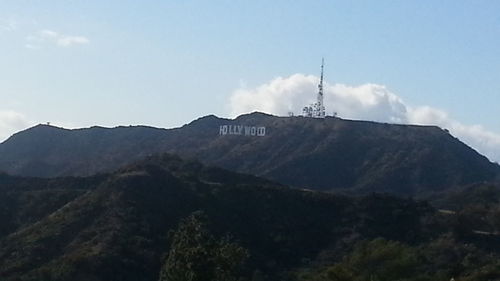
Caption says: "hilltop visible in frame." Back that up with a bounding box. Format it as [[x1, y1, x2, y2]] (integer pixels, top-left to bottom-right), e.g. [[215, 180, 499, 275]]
[[0, 112, 498, 195]]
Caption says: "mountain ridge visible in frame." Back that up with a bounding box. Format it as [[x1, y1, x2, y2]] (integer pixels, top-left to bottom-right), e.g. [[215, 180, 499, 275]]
[[1, 112, 498, 195]]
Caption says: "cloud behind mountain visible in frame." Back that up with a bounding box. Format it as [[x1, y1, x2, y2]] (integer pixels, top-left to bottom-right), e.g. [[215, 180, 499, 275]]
[[229, 74, 500, 162], [0, 110, 29, 142]]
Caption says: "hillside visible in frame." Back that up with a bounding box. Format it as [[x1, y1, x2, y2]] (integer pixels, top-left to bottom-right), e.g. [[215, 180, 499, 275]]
[[1, 112, 498, 195], [0, 154, 499, 281]]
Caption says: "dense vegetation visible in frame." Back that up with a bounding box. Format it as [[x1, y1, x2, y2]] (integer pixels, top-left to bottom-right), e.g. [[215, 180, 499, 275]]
[[0, 154, 499, 280], [159, 211, 248, 281], [1, 112, 498, 196], [294, 236, 500, 281]]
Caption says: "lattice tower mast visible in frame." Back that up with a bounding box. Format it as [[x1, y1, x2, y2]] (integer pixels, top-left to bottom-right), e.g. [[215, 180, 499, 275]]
[[314, 58, 326, 118]]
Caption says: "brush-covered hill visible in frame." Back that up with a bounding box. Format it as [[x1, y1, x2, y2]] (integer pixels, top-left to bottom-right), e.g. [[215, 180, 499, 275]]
[[1, 112, 498, 195], [0, 154, 426, 280], [0, 154, 499, 281]]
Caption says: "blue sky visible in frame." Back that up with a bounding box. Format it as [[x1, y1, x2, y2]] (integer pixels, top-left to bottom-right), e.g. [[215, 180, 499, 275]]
[[1, 1, 500, 159]]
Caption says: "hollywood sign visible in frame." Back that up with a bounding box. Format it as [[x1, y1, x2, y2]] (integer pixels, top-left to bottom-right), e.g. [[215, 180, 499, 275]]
[[219, 125, 266, 136]]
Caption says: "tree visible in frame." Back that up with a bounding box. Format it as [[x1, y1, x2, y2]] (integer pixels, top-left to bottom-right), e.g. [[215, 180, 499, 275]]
[[159, 211, 248, 281]]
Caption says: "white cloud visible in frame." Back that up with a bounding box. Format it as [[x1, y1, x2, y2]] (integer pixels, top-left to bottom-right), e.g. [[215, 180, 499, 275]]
[[0, 18, 17, 32], [56, 35, 89, 47], [40, 29, 58, 38], [0, 110, 30, 142], [229, 74, 500, 162], [26, 29, 89, 49], [229, 74, 408, 123], [40, 29, 89, 47]]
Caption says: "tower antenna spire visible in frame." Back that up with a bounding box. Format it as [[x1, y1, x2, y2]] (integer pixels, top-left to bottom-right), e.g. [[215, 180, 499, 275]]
[[318, 57, 324, 101], [314, 58, 326, 118], [302, 58, 326, 118]]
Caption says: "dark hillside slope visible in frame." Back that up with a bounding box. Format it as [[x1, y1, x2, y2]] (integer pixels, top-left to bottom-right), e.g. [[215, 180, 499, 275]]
[[0, 173, 106, 238], [0, 154, 433, 281], [0, 112, 498, 195]]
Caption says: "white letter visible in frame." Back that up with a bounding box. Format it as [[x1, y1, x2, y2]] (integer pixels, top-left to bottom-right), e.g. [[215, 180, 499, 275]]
[[257, 127, 266, 136], [220, 125, 228, 135]]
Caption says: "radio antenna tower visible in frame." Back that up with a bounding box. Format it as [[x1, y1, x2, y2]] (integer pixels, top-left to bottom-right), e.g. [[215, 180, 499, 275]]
[[315, 58, 326, 118], [302, 58, 327, 118]]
